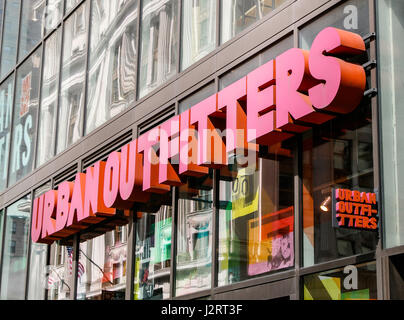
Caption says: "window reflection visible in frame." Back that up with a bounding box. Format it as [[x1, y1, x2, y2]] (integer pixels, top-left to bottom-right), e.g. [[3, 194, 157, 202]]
[[0, 210, 4, 269], [378, 0, 404, 249], [77, 226, 128, 300], [218, 145, 294, 286], [176, 171, 213, 297], [135, 206, 172, 300], [0, 0, 20, 79], [178, 82, 216, 114], [65, 0, 81, 13], [0, 195, 31, 300], [221, 0, 286, 44], [45, 0, 63, 34], [300, 0, 376, 267], [138, 0, 178, 98], [181, 0, 216, 71], [299, 0, 370, 51], [0, 0, 4, 49], [219, 36, 293, 91], [57, 2, 88, 154], [0, 75, 13, 190], [9, 48, 41, 186], [47, 244, 74, 300], [37, 30, 61, 167], [18, 0, 45, 61], [302, 109, 377, 267], [86, 0, 138, 134]]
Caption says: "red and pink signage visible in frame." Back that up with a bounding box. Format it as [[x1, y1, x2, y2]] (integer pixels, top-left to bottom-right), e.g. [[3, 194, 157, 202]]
[[333, 188, 379, 231], [32, 27, 367, 244]]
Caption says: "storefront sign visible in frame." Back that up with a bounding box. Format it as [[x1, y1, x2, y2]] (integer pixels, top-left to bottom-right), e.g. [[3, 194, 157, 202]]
[[32, 27, 367, 244], [248, 206, 294, 275], [332, 188, 379, 231]]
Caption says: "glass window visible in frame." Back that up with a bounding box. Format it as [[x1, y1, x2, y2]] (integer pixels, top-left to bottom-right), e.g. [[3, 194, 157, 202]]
[[220, 56, 259, 91], [299, 0, 377, 267], [47, 244, 74, 300], [0, 0, 5, 49], [44, 0, 63, 34], [302, 107, 377, 267], [135, 204, 172, 300], [77, 226, 129, 300], [37, 30, 61, 168], [181, 0, 216, 71], [8, 48, 42, 186], [86, 0, 138, 134], [57, 1, 88, 154], [221, 0, 287, 44], [0, 74, 14, 190], [27, 183, 51, 300], [389, 254, 404, 299], [303, 262, 377, 300], [176, 170, 213, 297], [178, 82, 215, 114], [65, 0, 80, 13], [0, 195, 31, 300], [0, 209, 4, 268], [18, 0, 45, 61], [218, 144, 295, 286], [299, 0, 369, 50], [138, 0, 178, 99], [219, 36, 293, 90], [377, 0, 404, 249], [0, 0, 20, 79]]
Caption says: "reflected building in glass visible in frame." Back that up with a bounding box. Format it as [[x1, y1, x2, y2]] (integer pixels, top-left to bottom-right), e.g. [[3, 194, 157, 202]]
[[0, 0, 403, 302]]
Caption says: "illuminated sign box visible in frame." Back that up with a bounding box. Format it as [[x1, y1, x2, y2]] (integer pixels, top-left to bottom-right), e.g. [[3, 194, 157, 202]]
[[332, 188, 379, 231]]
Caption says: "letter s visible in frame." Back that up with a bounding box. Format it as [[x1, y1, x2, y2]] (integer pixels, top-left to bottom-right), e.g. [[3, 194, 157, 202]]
[[308, 27, 366, 114]]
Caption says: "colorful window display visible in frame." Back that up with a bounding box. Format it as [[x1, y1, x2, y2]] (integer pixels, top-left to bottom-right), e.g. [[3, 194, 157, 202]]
[[176, 171, 214, 297], [135, 206, 172, 300]]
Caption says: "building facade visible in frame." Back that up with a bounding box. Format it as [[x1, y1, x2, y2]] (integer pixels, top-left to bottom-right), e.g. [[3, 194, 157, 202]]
[[0, 0, 402, 301]]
